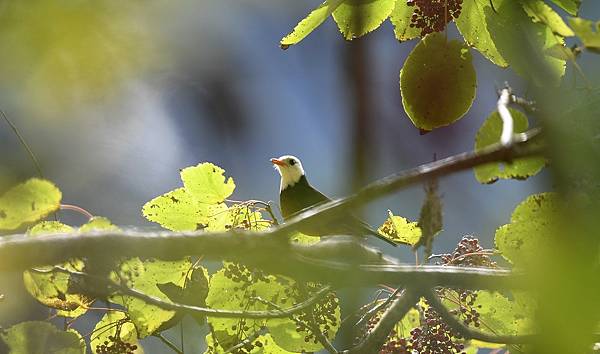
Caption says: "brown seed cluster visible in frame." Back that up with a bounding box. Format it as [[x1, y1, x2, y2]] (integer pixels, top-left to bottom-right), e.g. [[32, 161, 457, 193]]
[[407, 0, 463, 36], [95, 335, 138, 354], [440, 235, 497, 268]]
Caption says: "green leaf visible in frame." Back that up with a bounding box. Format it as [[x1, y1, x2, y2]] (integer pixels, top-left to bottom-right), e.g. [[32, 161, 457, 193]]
[[206, 269, 340, 353], [548, 0, 580, 16], [394, 307, 420, 337], [378, 211, 422, 245], [181, 163, 235, 204], [0, 178, 61, 230], [484, 0, 565, 86], [90, 311, 138, 354], [1, 321, 85, 354], [400, 32, 476, 131], [79, 216, 119, 232], [157, 265, 210, 327], [455, 0, 508, 67], [495, 192, 559, 265], [389, 0, 421, 41], [111, 257, 193, 337], [142, 188, 228, 231], [474, 108, 546, 183], [544, 43, 578, 60], [474, 291, 533, 335], [569, 17, 600, 52], [24, 221, 92, 318], [332, 0, 397, 40], [521, 0, 574, 37], [204, 331, 295, 354], [280, 0, 345, 49]]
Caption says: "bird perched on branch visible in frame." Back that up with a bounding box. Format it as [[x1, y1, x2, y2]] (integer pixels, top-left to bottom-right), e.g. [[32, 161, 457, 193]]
[[270, 155, 399, 247]]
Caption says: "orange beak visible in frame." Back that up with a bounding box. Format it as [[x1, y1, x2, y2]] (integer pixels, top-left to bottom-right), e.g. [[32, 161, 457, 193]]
[[270, 158, 286, 167]]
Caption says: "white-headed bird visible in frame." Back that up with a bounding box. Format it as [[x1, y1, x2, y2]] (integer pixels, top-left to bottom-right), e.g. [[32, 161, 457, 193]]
[[271, 155, 398, 246]]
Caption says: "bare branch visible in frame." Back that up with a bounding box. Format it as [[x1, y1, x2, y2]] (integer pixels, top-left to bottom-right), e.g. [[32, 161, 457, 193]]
[[343, 289, 420, 354]]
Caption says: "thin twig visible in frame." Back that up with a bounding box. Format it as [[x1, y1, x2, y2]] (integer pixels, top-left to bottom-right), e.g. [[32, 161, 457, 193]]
[[422, 288, 533, 344], [223, 326, 268, 354], [354, 287, 403, 329], [0, 110, 44, 178], [39, 266, 332, 319]]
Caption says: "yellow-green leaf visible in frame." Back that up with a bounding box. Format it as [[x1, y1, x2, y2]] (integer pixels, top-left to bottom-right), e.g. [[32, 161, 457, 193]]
[[280, 0, 345, 49], [474, 108, 546, 183], [455, 0, 508, 67], [181, 163, 235, 204], [90, 311, 138, 354], [400, 32, 476, 131], [389, 0, 421, 41], [0, 178, 61, 230], [548, 0, 580, 16], [569, 17, 600, 51], [378, 211, 422, 246], [79, 216, 119, 232], [332, 0, 397, 40], [521, 0, 574, 37], [495, 192, 559, 265]]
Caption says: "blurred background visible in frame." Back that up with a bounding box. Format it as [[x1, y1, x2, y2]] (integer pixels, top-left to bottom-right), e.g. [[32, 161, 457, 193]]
[[0, 0, 598, 352]]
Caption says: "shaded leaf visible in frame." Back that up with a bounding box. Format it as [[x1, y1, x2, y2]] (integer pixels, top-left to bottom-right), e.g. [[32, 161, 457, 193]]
[[474, 108, 546, 183], [485, 0, 565, 86], [400, 32, 476, 130], [0, 178, 61, 230], [1, 321, 85, 354]]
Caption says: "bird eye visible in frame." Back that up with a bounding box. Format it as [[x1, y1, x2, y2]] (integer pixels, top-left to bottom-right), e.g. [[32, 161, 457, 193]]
[[289, 159, 296, 166]]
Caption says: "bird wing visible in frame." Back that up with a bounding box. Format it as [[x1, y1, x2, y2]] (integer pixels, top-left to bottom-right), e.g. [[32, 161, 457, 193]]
[[281, 180, 399, 246]]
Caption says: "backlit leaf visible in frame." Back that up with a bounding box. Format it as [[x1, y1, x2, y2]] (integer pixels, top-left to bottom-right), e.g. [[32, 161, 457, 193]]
[[181, 163, 235, 204], [0, 178, 61, 230], [455, 0, 508, 66], [389, 0, 421, 41], [332, 0, 397, 40], [474, 108, 546, 183], [521, 0, 574, 37], [90, 311, 138, 354], [548, 0, 580, 16], [569, 17, 600, 52], [378, 211, 422, 246], [280, 0, 345, 49]]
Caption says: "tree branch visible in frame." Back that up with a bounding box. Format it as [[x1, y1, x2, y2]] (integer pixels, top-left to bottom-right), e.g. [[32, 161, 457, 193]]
[[342, 289, 420, 354], [39, 266, 333, 319], [422, 288, 533, 344]]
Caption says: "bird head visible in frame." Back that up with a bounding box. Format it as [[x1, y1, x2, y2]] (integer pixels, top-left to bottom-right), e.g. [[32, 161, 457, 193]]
[[270, 155, 305, 191]]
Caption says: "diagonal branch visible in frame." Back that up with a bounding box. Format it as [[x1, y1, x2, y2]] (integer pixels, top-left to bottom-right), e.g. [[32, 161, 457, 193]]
[[343, 289, 420, 354]]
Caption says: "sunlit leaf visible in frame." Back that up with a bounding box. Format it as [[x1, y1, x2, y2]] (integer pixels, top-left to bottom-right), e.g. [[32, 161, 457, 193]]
[[474, 291, 533, 336], [389, 0, 421, 41], [204, 331, 294, 354], [23, 221, 92, 318], [1, 321, 85, 354], [400, 32, 476, 131], [157, 265, 209, 327], [79, 216, 119, 232], [569, 17, 600, 52], [181, 163, 236, 204], [142, 188, 228, 231], [111, 257, 192, 337], [90, 311, 138, 354], [455, 0, 508, 67], [521, 0, 574, 37], [378, 211, 422, 246], [474, 108, 546, 183], [495, 192, 559, 265], [0, 178, 61, 230], [332, 0, 397, 40], [280, 0, 345, 49], [548, 0, 580, 16]]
